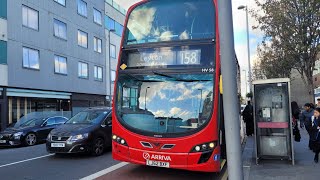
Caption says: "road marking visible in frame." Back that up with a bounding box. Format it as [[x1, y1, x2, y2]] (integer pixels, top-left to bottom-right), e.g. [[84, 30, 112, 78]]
[[80, 162, 129, 180], [0, 154, 54, 168]]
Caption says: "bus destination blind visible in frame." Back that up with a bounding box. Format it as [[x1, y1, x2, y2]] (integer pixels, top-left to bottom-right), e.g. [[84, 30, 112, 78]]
[[127, 49, 201, 67]]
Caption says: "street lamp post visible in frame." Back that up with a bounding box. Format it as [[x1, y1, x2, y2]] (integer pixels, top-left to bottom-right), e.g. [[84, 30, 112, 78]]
[[219, 0, 244, 179], [238, 5, 252, 92], [145, 87, 150, 110], [242, 69, 247, 95], [108, 29, 115, 107]]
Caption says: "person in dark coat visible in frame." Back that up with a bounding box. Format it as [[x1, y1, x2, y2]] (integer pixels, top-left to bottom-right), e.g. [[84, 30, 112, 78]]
[[300, 103, 315, 149], [291, 101, 300, 128], [311, 108, 320, 163], [242, 101, 254, 136], [291, 101, 301, 142]]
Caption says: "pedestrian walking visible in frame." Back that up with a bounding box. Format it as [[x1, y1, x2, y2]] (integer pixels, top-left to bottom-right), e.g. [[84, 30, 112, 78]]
[[291, 101, 301, 142], [300, 103, 315, 149], [310, 108, 320, 163], [242, 101, 254, 136]]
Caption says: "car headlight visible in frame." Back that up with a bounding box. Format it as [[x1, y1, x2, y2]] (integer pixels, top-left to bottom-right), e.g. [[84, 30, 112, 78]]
[[69, 133, 89, 142], [13, 132, 23, 140], [47, 133, 51, 140]]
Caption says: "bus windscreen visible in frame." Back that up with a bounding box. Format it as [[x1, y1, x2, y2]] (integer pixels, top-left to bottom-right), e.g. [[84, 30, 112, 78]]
[[125, 0, 215, 45]]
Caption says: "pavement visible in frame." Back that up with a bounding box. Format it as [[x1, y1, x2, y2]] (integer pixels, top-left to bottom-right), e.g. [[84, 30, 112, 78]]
[[242, 128, 320, 180]]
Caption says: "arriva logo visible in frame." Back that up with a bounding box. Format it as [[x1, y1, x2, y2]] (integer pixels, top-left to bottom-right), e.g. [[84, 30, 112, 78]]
[[143, 152, 172, 161], [151, 154, 172, 161]]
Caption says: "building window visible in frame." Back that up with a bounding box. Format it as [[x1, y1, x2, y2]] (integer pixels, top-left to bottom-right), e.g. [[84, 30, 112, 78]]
[[105, 16, 115, 30], [93, 8, 102, 25], [115, 22, 123, 36], [110, 44, 116, 58], [94, 37, 102, 53], [111, 70, 116, 82], [23, 47, 40, 69], [22, 5, 39, 30], [54, 55, 67, 75], [54, 19, 67, 40], [53, 0, 66, 6], [94, 66, 103, 81], [78, 62, 88, 79], [78, 30, 88, 48], [77, 0, 87, 17]]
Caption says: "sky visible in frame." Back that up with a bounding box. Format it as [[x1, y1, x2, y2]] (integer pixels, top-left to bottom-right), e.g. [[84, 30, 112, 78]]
[[113, 0, 263, 97]]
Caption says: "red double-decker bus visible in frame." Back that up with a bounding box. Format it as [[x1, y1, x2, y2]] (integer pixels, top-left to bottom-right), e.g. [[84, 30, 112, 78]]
[[112, 0, 235, 172]]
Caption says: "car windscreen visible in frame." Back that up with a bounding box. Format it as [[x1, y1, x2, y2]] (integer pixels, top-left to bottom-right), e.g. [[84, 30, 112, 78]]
[[14, 118, 44, 128], [66, 110, 109, 124]]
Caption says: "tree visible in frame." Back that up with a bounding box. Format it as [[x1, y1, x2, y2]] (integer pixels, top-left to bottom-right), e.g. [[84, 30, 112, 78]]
[[257, 40, 293, 79], [252, 0, 320, 100], [252, 59, 266, 80]]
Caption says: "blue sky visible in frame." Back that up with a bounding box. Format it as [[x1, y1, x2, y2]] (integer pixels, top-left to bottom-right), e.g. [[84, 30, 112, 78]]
[[114, 0, 264, 97]]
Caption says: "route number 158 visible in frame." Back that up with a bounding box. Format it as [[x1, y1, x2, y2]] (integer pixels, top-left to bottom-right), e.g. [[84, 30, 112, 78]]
[[179, 50, 200, 65]]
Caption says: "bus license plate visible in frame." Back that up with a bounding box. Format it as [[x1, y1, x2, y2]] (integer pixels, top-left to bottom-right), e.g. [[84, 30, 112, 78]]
[[51, 143, 65, 148], [0, 140, 6, 144], [146, 160, 170, 168]]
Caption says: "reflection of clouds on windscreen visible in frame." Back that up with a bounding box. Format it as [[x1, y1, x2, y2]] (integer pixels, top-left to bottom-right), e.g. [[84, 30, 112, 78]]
[[159, 31, 173, 41], [179, 30, 189, 40], [127, 7, 156, 41], [154, 107, 191, 120], [138, 81, 212, 120]]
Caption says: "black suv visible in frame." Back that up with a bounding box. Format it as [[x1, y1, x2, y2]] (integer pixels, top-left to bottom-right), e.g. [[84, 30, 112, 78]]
[[46, 107, 112, 156]]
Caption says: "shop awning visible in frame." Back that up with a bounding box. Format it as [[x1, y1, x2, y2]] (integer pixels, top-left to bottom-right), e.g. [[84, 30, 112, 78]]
[[7, 88, 71, 99]]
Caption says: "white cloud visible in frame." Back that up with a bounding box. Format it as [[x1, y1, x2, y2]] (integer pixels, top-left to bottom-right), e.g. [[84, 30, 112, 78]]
[[154, 110, 166, 117], [158, 91, 166, 99], [170, 107, 182, 116]]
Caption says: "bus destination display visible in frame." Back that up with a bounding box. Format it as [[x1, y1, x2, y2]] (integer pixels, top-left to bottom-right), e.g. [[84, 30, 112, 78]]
[[127, 49, 201, 67]]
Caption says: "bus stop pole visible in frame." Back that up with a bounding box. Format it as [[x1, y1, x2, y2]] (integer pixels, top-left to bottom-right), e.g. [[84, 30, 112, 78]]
[[218, 0, 244, 179]]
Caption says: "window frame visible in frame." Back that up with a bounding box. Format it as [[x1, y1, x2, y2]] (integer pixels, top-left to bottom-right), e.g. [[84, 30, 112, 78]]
[[93, 8, 102, 25], [22, 47, 40, 70], [53, 0, 66, 7], [22, 5, 39, 31], [77, 0, 88, 18], [94, 65, 103, 81], [78, 30, 88, 48], [54, 55, 68, 75], [53, 19, 67, 40], [94, 37, 102, 53], [106, 16, 115, 30], [110, 44, 116, 59], [111, 70, 116, 82], [78, 62, 89, 79]]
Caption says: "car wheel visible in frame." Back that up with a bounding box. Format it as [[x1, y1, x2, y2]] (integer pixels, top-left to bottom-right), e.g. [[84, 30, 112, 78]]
[[25, 133, 37, 146], [92, 138, 105, 156]]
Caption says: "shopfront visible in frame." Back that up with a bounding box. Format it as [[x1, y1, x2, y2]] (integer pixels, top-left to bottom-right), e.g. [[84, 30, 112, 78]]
[[5, 88, 71, 125]]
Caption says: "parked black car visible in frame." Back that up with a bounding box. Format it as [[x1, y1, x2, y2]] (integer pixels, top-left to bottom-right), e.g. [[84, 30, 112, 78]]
[[0, 112, 69, 147], [46, 107, 112, 156]]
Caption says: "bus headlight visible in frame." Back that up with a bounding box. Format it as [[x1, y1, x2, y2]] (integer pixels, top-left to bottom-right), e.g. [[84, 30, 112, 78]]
[[191, 142, 216, 153], [112, 134, 128, 146]]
